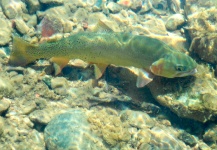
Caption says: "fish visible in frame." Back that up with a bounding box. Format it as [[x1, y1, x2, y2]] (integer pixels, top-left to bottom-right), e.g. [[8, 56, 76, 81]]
[[8, 21, 197, 88]]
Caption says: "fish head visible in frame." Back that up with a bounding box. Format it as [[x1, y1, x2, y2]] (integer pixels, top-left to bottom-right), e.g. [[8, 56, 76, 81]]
[[150, 52, 197, 78]]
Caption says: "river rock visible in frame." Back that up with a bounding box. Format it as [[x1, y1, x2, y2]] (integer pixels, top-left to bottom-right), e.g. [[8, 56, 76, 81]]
[[165, 14, 185, 31], [0, 18, 12, 45], [148, 64, 217, 122], [44, 109, 106, 150], [0, 77, 14, 97]]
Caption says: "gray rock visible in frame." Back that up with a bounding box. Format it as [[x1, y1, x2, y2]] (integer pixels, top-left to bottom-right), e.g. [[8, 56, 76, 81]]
[[23, 0, 40, 14], [44, 109, 106, 150], [0, 78, 14, 97], [39, 0, 63, 5], [51, 77, 68, 95], [0, 18, 12, 45], [0, 117, 5, 135], [0, 98, 10, 115], [178, 132, 197, 147], [29, 109, 53, 125], [1, 0, 27, 19], [165, 14, 185, 31], [107, 2, 122, 13], [15, 18, 30, 35]]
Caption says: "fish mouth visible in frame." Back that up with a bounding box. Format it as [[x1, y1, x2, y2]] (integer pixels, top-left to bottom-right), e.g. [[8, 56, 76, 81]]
[[176, 68, 197, 77]]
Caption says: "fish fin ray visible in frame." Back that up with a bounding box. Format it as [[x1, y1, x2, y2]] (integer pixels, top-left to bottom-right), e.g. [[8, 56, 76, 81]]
[[127, 67, 154, 88], [136, 69, 154, 88]]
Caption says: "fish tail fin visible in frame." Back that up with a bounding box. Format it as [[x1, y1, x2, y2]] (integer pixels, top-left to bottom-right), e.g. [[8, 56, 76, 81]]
[[8, 36, 37, 66]]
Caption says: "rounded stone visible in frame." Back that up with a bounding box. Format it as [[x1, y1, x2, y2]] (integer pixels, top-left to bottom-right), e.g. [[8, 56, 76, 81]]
[[0, 98, 11, 115], [165, 14, 185, 31], [0, 78, 14, 97], [0, 18, 12, 45], [51, 77, 68, 95], [107, 2, 122, 13], [44, 109, 105, 150]]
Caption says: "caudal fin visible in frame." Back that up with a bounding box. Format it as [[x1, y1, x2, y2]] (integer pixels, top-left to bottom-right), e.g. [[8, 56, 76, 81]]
[[8, 36, 37, 66]]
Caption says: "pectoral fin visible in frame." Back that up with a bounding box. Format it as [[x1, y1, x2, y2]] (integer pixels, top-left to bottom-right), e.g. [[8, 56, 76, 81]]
[[136, 69, 154, 88], [93, 64, 108, 79], [128, 67, 154, 88], [50, 57, 70, 75]]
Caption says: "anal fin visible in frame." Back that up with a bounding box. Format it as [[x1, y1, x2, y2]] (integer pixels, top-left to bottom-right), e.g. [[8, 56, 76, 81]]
[[50, 57, 70, 75]]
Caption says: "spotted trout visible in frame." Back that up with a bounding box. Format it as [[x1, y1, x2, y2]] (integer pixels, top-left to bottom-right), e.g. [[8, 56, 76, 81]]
[[9, 21, 197, 87]]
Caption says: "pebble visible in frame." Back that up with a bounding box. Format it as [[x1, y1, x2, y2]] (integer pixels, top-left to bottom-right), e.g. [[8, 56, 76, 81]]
[[107, 2, 122, 13], [165, 14, 185, 31], [15, 18, 30, 35], [0, 18, 12, 45], [0, 78, 14, 97], [178, 131, 197, 147], [0, 117, 5, 135], [0, 98, 11, 115], [39, 0, 64, 5], [25, 0, 40, 14], [10, 74, 24, 84], [1, 0, 27, 19], [29, 109, 53, 125], [20, 101, 37, 115], [51, 77, 68, 95]]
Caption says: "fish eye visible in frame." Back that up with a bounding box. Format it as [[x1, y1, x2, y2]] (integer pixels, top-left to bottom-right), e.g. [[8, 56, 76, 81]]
[[175, 65, 186, 72]]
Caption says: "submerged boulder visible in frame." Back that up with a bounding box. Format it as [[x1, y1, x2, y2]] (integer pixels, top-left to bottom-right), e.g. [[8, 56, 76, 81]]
[[148, 65, 217, 122]]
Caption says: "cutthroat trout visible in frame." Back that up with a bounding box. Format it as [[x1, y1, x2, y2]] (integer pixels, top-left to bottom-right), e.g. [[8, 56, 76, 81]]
[[9, 21, 197, 87]]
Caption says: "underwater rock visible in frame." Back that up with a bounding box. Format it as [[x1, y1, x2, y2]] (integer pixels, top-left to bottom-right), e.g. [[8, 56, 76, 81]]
[[50, 77, 68, 96], [0, 18, 12, 45], [0, 98, 11, 115], [0, 77, 14, 97], [107, 2, 122, 13], [187, 7, 217, 64], [39, 0, 63, 5], [29, 105, 68, 125], [167, 0, 182, 13], [44, 109, 106, 150], [190, 33, 217, 64], [203, 124, 217, 148], [26, 14, 37, 27], [120, 110, 156, 129], [14, 18, 30, 35], [165, 14, 185, 31], [1, 0, 27, 19], [139, 17, 168, 35], [88, 108, 131, 147], [149, 126, 189, 149], [178, 131, 197, 147], [23, 0, 40, 14], [0, 117, 4, 135], [39, 14, 64, 37], [37, 7, 74, 37], [187, 7, 217, 40], [148, 64, 217, 122]]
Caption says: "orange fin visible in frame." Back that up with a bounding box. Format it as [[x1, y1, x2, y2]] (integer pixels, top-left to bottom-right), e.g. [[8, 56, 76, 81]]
[[50, 57, 70, 75], [8, 36, 37, 66], [92, 20, 113, 33], [93, 64, 108, 79]]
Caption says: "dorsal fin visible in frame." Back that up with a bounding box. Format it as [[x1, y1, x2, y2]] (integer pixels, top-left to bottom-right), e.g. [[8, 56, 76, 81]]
[[92, 20, 114, 33]]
